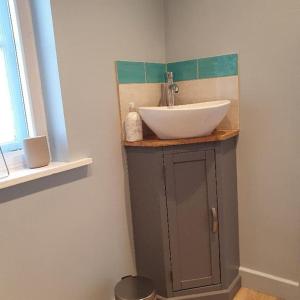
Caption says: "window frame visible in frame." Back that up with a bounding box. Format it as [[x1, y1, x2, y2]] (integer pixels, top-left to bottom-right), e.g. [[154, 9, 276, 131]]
[[1, 0, 49, 170], [0, 0, 28, 152], [11, 0, 48, 138]]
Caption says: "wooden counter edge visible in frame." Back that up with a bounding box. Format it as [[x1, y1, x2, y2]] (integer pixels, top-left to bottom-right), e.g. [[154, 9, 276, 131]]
[[123, 130, 239, 148]]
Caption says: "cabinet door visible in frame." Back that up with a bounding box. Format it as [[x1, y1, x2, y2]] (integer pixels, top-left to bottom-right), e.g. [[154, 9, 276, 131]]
[[164, 149, 220, 291]]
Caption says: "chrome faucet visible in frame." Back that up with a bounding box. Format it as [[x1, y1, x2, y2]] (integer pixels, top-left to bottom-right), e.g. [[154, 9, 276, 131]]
[[166, 72, 179, 107]]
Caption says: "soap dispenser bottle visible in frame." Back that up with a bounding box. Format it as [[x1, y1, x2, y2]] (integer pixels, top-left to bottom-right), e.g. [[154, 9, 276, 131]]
[[125, 102, 143, 142]]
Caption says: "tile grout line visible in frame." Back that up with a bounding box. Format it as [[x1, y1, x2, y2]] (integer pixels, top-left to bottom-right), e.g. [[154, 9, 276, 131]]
[[144, 62, 147, 83]]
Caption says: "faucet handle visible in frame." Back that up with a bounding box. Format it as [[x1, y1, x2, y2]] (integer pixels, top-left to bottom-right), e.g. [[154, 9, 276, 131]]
[[166, 72, 174, 80]]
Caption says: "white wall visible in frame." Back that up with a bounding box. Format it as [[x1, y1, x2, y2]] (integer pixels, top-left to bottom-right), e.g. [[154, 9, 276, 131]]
[[164, 0, 300, 299], [0, 1, 165, 299]]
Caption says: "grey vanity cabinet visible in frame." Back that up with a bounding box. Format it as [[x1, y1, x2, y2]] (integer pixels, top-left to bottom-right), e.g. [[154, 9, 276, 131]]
[[125, 137, 240, 300]]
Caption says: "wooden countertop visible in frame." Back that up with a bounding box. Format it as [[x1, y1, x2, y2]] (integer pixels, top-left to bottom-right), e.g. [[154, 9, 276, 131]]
[[124, 130, 239, 148]]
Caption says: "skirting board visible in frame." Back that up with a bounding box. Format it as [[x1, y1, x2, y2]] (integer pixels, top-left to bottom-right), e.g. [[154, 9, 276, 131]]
[[239, 267, 300, 300], [157, 275, 241, 300]]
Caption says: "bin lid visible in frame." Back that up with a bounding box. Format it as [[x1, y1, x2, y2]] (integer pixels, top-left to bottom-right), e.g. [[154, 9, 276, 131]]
[[115, 276, 155, 300]]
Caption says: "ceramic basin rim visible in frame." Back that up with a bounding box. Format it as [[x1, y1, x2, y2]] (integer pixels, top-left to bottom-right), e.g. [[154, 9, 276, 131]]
[[139, 100, 231, 111]]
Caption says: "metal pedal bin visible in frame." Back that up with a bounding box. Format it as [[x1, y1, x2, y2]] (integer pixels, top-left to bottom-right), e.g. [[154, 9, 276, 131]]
[[115, 275, 156, 300]]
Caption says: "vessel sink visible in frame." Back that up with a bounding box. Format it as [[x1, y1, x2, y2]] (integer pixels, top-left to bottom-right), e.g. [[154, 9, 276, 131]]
[[138, 100, 230, 139]]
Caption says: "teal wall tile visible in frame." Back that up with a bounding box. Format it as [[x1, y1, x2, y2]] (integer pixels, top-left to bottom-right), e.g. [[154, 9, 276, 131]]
[[116, 61, 145, 83], [116, 54, 238, 84], [145, 63, 166, 83], [198, 54, 238, 79], [167, 59, 198, 81]]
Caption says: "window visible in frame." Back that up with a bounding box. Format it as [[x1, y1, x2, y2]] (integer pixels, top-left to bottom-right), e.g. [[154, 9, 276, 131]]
[[0, 0, 28, 152], [0, 0, 49, 172], [0, 0, 92, 187]]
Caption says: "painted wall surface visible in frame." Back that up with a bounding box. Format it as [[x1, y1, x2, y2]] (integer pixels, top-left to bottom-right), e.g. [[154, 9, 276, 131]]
[[165, 0, 300, 299], [0, 1, 165, 300]]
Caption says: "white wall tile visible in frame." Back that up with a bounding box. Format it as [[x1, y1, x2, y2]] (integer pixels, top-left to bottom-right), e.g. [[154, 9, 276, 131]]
[[118, 83, 162, 138], [175, 76, 240, 130]]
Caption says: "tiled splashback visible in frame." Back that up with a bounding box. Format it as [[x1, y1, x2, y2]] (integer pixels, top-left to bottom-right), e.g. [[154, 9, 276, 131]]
[[116, 61, 166, 83], [175, 76, 239, 130], [167, 54, 237, 81], [118, 83, 163, 138], [116, 54, 239, 139], [116, 54, 237, 83]]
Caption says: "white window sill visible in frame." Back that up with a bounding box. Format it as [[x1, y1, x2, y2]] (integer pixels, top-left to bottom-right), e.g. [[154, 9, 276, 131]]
[[0, 157, 92, 190]]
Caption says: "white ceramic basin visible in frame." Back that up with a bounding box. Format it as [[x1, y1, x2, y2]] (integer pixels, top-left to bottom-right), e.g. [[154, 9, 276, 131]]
[[138, 100, 230, 139]]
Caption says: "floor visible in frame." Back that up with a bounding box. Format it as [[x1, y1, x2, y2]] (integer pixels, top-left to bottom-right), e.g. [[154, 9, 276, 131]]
[[234, 288, 280, 300]]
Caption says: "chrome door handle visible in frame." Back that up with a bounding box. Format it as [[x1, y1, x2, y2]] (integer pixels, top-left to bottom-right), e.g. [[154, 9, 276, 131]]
[[211, 207, 218, 233]]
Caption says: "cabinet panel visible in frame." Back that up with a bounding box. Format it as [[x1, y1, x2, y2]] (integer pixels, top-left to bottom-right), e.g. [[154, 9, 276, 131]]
[[165, 149, 220, 291], [126, 148, 172, 296]]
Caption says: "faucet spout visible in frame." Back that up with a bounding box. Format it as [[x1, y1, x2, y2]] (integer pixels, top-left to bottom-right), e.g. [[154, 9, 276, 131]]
[[166, 72, 179, 107]]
